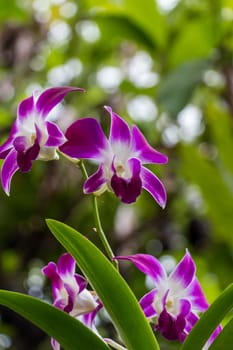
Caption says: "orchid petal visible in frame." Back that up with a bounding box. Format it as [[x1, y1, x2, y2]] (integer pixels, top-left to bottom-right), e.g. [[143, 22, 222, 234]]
[[60, 118, 108, 160], [75, 274, 87, 293], [169, 250, 196, 289], [185, 311, 199, 333], [36, 86, 84, 117], [64, 283, 76, 313], [179, 298, 191, 318], [13, 136, 28, 152], [0, 144, 12, 159], [178, 327, 187, 342], [141, 166, 167, 208], [83, 165, 107, 194], [140, 289, 157, 318], [72, 289, 98, 317], [54, 297, 67, 311], [45, 121, 66, 147], [42, 262, 58, 280], [111, 158, 142, 203], [203, 325, 222, 350], [1, 149, 19, 195], [35, 123, 43, 145], [110, 174, 142, 203], [17, 95, 34, 121], [57, 253, 76, 277], [17, 141, 40, 172], [161, 289, 169, 309], [82, 300, 102, 329], [52, 288, 64, 305], [187, 277, 209, 311], [132, 125, 168, 164], [115, 254, 166, 284], [42, 262, 63, 296], [157, 309, 186, 341], [51, 337, 60, 350], [0, 122, 18, 158], [105, 106, 131, 147]]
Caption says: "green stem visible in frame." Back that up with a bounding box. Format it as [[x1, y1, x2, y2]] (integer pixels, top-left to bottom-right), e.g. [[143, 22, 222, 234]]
[[92, 195, 118, 269], [78, 161, 118, 270], [78, 159, 88, 180], [105, 338, 127, 350]]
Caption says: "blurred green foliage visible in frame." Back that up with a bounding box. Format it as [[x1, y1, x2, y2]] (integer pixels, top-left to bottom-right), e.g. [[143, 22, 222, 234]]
[[0, 0, 232, 349]]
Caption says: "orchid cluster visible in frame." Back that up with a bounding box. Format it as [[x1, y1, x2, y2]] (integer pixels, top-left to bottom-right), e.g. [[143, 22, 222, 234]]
[[0, 86, 167, 206], [42, 250, 221, 350], [0, 86, 222, 349]]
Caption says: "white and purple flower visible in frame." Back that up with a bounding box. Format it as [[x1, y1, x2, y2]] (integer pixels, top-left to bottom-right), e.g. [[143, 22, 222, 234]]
[[42, 253, 102, 350], [0, 86, 83, 195], [60, 106, 168, 206], [116, 250, 221, 346]]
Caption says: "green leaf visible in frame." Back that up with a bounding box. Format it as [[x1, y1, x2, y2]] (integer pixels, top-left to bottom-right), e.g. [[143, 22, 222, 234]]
[[222, 0, 233, 10], [0, 290, 110, 350], [46, 219, 159, 350], [180, 144, 233, 247], [169, 19, 218, 68], [158, 59, 209, 116], [0, 0, 28, 21], [205, 100, 233, 176], [181, 283, 233, 350], [87, 0, 166, 48], [96, 15, 155, 49], [123, 0, 166, 48], [209, 318, 233, 350]]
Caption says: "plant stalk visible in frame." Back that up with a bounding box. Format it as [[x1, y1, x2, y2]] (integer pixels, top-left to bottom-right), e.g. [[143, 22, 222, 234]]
[[78, 161, 118, 270]]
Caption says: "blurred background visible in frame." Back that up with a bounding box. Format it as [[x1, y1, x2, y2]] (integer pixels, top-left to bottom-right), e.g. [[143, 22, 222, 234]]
[[0, 0, 232, 349]]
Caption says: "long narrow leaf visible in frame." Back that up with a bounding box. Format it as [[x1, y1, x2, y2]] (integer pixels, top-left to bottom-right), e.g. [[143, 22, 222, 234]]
[[46, 219, 159, 350], [209, 318, 233, 350], [0, 290, 110, 350], [181, 283, 233, 350]]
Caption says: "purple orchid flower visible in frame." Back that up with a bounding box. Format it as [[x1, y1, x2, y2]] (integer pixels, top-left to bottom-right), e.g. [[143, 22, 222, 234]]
[[115, 250, 222, 346], [0, 86, 84, 195], [42, 253, 102, 350], [60, 106, 168, 206]]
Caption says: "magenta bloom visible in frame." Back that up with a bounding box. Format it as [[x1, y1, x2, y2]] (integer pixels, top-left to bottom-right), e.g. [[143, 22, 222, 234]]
[[116, 250, 221, 345], [60, 106, 168, 206], [42, 253, 101, 350], [0, 86, 83, 195]]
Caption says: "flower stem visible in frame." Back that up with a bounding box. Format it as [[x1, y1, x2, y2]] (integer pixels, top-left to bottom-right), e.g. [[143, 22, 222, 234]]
[[92, 195, 118, 270], [78, 161, 118, 270], [105, 338, 127, 350]]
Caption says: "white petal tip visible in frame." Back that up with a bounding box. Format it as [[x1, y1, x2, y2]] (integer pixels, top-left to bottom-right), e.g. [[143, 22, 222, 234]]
[[104, 105, 112, 113]]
